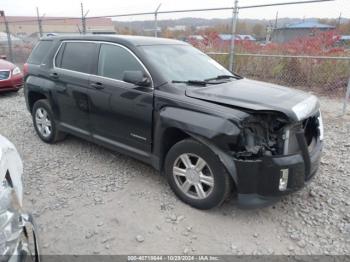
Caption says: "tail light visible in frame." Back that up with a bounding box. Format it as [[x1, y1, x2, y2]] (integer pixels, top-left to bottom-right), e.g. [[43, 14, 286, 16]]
[[23, 63, 29, 77]]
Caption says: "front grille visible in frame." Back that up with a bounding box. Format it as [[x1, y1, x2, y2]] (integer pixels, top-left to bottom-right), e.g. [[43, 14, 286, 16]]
[[0, 70, 10, 80]]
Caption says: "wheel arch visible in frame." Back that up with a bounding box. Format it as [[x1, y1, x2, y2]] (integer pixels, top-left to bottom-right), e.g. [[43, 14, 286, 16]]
[[28, 91, 48, 113], [155, 106, 240, 186], [25, 75, 56, 115], [186, 133, 238, 187], [155, 127, 190, 173]]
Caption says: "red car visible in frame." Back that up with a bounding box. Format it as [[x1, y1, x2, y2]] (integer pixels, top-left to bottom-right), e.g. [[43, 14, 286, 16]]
[[0, 58, 23, 93]]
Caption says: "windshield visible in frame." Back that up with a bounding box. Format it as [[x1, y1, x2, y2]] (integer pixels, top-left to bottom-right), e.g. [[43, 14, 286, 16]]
[[140, 44, 233, 83]]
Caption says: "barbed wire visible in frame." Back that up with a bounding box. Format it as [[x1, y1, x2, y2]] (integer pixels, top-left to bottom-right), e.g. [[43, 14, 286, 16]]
[[1, 0, 338, 24]]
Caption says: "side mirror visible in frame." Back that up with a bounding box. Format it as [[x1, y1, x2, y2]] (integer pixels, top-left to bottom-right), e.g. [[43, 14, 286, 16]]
[[122, 71, 151, 87], [0, 55, 7, 60]]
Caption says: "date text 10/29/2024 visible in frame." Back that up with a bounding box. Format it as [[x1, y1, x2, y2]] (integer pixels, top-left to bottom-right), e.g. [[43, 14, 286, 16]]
[[128, 256, 220, 261]]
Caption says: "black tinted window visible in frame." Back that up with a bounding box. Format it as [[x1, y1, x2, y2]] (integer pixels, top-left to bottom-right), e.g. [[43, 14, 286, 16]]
[[27, 40, 53, 65], [54, 43, 65, 67], [98, 44, 143, 81], [60, 42, 96, 74]]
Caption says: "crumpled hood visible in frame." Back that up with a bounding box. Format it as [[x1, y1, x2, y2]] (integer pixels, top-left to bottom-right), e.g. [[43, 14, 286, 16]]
[[185, 78, 319, 121]]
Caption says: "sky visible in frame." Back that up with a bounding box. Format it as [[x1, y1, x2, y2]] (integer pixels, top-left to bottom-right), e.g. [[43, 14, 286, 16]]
[[1, 0, 349, 21]]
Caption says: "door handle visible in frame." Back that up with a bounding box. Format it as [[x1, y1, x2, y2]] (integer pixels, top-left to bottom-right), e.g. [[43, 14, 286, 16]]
[[90, 82, 104, 90], [50, 72, 59, 79]]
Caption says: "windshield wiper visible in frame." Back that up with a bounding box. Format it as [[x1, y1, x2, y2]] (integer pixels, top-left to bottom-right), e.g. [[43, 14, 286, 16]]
[[172, 80, 207, 86], [204, 74, 242, 82], [171, 74, 242, 86]]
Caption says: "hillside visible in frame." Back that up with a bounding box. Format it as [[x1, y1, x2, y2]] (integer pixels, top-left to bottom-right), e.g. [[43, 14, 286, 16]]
[[113, 17, 350, 37]]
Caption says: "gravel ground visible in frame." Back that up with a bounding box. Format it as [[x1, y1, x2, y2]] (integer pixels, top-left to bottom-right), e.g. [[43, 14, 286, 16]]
[[0, 90, 349, 255]]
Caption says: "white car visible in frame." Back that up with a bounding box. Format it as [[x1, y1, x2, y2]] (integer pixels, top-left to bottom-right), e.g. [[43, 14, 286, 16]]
[[0, 135, 40, 261]]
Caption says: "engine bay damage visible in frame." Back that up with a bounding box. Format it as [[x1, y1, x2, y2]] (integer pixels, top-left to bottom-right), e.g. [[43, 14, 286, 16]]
[[230, 110, 322, 160], [231, 113, 289, 160]]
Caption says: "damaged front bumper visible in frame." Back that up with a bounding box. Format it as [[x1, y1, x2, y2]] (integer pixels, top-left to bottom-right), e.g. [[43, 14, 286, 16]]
[[1, 212, 40, 262], [0, 135, 40, 261], [235, 138, 323, 209], [0, 172, 40, 262]]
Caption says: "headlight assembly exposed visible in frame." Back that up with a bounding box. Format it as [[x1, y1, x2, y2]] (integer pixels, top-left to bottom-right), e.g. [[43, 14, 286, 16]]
[[292, 95, 319, 121]]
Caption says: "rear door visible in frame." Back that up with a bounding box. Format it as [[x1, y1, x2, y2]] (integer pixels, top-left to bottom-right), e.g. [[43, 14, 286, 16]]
[[89, 43, 154, 154], [52, 41, 98, 139]]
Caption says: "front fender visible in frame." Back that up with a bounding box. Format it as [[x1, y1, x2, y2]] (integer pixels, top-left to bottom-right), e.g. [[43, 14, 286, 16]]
[[188, 133, 238, 186], [159, 107, 240, 141], [157, 107, 240, 184]]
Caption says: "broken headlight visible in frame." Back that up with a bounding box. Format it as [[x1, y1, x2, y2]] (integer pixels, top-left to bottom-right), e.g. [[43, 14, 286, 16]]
[[292, 95, 319, 121]]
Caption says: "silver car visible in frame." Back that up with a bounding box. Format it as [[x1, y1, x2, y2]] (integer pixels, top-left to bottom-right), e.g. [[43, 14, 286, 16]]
[[0, 135, 40, 261]]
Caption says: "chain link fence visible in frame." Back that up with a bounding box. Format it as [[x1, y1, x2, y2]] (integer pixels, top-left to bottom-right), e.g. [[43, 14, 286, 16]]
[[2, 35, 349, 115], [1, 0, 349, 114], [208, 52, 350, 99], [0, 41, 34, 64]]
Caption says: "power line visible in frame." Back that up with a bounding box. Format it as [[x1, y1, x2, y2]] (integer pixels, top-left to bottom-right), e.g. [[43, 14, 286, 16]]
[[239, 0, 334, 9], [72, 0, 336, 19], [1, 0, 336, 24]]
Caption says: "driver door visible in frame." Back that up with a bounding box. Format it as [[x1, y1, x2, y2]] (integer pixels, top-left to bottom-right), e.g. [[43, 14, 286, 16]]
[[88, 43, 153, 154]]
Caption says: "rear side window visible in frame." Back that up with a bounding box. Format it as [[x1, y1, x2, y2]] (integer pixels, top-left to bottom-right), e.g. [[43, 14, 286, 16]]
[[58, 42, 96, 74], [97, 44, 144, 81], [27, 40, 53, 65]]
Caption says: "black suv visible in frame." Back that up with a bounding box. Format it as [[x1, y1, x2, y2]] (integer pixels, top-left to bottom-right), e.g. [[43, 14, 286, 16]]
[[24, 35, 323, 209]]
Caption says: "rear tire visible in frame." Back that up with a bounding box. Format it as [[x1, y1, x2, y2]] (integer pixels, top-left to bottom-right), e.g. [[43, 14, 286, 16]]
[[165, 139, 232, 210], [32, 99, 66, 143]]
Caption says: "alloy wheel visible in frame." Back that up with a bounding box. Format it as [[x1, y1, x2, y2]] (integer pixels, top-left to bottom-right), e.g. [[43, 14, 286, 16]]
[[172, 153, 214, 199], [35, 107, 52, 138]]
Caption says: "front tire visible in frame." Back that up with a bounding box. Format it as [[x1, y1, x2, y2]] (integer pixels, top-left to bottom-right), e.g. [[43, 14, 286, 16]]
[[165, 139, 232, 210], [32, 99, 66, 143]]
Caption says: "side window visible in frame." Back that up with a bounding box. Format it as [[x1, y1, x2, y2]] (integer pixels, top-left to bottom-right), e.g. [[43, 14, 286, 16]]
[[27, 40, 53, 65], [97, 44, 144, 81], [59, 42, 96, 74], [54, 43, 65, 67]]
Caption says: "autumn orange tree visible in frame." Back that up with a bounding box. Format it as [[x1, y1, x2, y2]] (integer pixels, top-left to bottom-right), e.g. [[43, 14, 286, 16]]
[[190, 30, 348, 95]]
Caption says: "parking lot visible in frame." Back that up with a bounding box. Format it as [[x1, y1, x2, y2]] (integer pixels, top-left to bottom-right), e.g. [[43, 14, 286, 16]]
[[0, 90, 349, 255]]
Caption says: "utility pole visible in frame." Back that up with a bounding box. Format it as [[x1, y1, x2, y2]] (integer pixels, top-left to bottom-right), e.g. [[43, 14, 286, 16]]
[[154, 4, 162, 37], [274, 11, 279, 29], [0, 11, 13, 62], [81, 2, 86, 34], [266, 24, 272, 43], [228, 0, 239, 72], [338, 12, 342, 27], [36, 7, 43, 37]]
